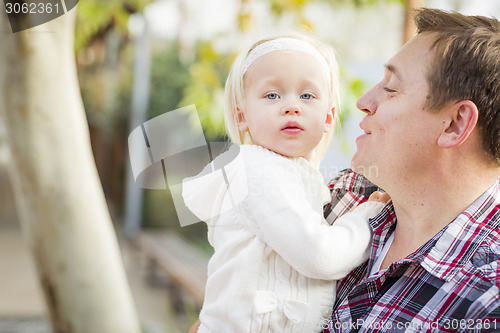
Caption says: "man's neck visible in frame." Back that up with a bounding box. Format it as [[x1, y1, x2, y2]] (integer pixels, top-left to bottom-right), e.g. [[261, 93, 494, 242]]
[[380, 164, 499, 270]]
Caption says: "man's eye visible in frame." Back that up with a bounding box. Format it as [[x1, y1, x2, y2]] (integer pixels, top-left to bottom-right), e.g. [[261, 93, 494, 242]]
[[265, 93, 279, 100], [383, 87, 397, 93], [301, 93, 313, 100]]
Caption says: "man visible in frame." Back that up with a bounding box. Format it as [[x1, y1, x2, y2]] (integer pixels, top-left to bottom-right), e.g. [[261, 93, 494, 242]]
[[324, 8, 500, 332]]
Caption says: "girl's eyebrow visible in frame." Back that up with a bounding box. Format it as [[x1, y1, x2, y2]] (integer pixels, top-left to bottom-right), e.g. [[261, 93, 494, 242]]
[[257, 76, 281, 87], [301, 80, 324, 94]]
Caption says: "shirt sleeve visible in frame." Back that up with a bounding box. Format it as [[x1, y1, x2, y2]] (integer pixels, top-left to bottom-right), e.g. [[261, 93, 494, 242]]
[[240, 162, 383, 280]]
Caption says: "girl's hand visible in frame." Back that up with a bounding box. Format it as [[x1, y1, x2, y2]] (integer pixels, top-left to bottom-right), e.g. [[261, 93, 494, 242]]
[[188, 319, 201, 333], [368, 191, 391, 204]]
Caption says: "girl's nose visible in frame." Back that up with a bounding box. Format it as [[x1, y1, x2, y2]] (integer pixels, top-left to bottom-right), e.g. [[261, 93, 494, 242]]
[[281, 99, 301, 115]]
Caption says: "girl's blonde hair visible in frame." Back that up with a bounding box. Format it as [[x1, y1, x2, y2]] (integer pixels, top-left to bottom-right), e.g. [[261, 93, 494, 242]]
[[224, 33, 341, 163]]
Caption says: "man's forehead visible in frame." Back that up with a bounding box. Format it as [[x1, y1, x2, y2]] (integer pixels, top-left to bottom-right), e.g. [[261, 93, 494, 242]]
[[385, 34, 436, 79]]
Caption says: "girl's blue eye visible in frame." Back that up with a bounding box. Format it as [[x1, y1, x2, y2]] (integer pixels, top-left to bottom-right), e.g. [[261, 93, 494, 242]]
[[266, 93, 279, 100], [301, 93, 313, 100]]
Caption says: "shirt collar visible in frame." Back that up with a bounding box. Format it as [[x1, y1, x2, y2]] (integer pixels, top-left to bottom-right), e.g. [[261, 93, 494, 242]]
[[421, 179, 500, 281], [366, 204, 397, 276], [367, 179, 500, 282]]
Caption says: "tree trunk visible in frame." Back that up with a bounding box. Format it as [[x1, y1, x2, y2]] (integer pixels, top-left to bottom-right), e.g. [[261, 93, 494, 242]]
[[0, 9, 141, 333]]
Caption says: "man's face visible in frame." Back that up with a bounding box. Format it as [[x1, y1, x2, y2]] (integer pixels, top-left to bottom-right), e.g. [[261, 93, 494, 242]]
[[352, 33, 445, 187]]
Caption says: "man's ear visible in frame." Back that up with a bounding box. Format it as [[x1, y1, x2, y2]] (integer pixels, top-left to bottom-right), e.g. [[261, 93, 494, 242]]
[[437, 100, 478, 148], [236, 107, 248, 131], [324, 107, 335, 133]]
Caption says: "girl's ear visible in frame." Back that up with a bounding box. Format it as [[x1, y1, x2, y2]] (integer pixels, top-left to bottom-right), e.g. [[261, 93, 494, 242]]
[[324, 107, 335, 133], [437, 100, 478, 148], [236, 107, 248, 131]]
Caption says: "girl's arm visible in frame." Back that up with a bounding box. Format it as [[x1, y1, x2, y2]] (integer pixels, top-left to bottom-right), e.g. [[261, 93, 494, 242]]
[[242, 163, 387, 280]]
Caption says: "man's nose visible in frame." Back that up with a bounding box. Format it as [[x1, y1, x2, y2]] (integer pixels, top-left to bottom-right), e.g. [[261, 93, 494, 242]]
[[356, 86, 378, 116]]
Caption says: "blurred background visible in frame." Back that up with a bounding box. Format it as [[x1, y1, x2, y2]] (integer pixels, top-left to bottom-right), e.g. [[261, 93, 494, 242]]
[[0, 0, 499, 332]]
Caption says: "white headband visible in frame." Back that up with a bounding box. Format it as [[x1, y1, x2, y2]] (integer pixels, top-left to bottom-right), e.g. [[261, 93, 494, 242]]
[[243, 38, 331, 82]]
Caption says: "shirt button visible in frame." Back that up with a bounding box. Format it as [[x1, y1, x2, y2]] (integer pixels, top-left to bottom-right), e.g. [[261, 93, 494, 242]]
[[322, 307, 331, 318]]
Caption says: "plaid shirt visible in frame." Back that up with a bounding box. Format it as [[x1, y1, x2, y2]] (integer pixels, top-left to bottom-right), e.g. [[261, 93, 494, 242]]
[[323, 169, 500, 333]]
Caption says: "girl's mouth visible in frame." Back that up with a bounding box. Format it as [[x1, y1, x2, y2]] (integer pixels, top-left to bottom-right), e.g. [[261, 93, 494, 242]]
[[281, 121, 303, 135]]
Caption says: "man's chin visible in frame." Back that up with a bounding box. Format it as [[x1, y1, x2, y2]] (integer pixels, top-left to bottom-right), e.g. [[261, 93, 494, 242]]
[[350, 155, 365, 175], [351, 162, 379, 182]]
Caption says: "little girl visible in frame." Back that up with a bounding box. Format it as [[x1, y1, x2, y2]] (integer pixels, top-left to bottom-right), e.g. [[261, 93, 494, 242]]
[[183, 34, 389, 332]]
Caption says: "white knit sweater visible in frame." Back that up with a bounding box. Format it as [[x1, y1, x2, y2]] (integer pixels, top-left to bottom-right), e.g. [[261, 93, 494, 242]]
[[182, 145, 384, 333]]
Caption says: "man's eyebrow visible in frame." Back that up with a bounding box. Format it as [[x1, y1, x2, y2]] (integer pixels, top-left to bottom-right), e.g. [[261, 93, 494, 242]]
[[384, 63, 402, 81]]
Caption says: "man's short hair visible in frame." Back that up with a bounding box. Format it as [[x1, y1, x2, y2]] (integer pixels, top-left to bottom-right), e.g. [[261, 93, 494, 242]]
[[415, 8, 500, 164]]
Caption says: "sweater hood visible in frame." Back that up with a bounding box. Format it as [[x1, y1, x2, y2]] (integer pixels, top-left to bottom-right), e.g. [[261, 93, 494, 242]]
[[182, 144, 248, 223]]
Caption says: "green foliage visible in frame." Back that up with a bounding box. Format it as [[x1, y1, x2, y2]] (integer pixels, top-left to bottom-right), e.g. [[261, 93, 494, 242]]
[[75, 0, 151, 53], [321, 0, 405, 7], [269, 0, 405, 14], [178, 42, 230, 141], [75, 0, 152, 128], [147, 45, 192, 119], [336, 69, 368, 151], [270, 0, 315, 16], [339, 67, 368, 123]]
